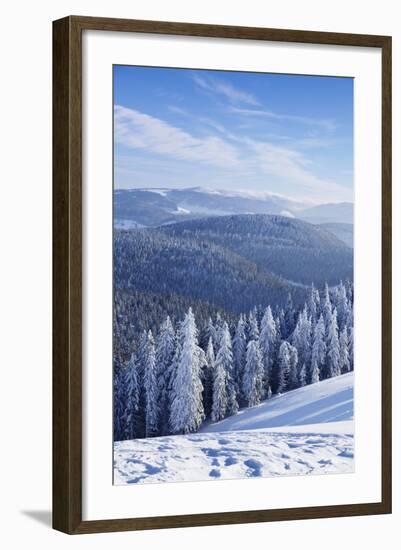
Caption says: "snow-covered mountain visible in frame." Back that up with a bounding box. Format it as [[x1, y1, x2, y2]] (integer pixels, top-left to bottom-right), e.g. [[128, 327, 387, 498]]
[[114, 372, 354, 485], [114, 186, 353, 227]]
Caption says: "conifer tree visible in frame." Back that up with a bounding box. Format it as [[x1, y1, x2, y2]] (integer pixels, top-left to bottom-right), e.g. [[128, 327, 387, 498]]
[[232, 315, 247, 405], [291, 307, 312, 376], [308, 283, 320, 326], [276, 308, 285, 339], [169, 309, 205, 434], [113, 366, 126, 442], [286, 343, 299, 391], [242, 339, 264, 406], [326, 308, 341, 378], [247, 310, 259, 341], [260, 306, 279, 394], [283, 293, 295, 338], [211, 352, 227, 422], [298, 363, 307, 387], [200, 317, 217, 350], [335, 282, 349, 331], [155, 316, 176, 435], [348, 326, 354, 371], [276, 341, 292, 393], [216, 322, 238, 416], [345, 279, 354, 304], [214, 312, 224, 347], [202, 337, 215, 418], [135, 331, 149, 438], [339, 326, 351, 373], [123, 353, 140, 440], [322, 283, 332, 328], [310, 314, 326, 384], [144, 331, 158, 437]]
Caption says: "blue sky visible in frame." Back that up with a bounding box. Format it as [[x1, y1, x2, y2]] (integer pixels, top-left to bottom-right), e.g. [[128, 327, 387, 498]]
[[114, 65, 353, 204]]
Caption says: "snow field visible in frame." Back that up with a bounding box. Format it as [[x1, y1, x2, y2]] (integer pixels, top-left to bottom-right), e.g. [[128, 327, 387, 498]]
[[114, 372, 354, 485]]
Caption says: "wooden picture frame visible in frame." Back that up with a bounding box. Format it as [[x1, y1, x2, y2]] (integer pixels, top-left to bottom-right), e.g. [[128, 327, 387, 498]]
[[53, 15, 392, 534]]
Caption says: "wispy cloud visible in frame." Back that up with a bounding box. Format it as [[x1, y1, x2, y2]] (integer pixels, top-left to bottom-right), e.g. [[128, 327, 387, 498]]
[[243, 138, 349, 200], [115, 104, 351, 202], [229, 106, 337, 131], [199, 117, 227, 135], [294, 137, 335, 149], [167, 105, 188, 116], [114, 105, 240, 168], [193, 75, 260, 106]]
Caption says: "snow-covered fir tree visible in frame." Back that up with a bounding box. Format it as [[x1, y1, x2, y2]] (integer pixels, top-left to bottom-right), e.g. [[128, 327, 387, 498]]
[[216, 322, 238, 416], [335, 282, 349, 331], [247, 309, 259, 341], [298, 363, 307, 387], [169, 309, 205, 434], [276, 308, 285, 339], [310, 314, 326, 384], [286, 343, 299, 391], [213, 313, 224, 346], [113, 365, 126, 441], [144, 331, 158, 437], [308, 283, 320, 326], [200, 317, 217, 350], [232, 315, 247, 406], [155, 316, 176, 435], [134, 330, 149, 438], [122, 353, 140, 440], [339, 326, 351, 374], [291, 307, 312, 377], [211, 349, 227, 421], [345, 279, 354, 303], [196, 344, 208, 402], [276, 341, 292, 393], [259, 306, 279, 395], [322, 283, 333, 328], [348, 326, 354, 371], [325, 308, 341, 378], [283, 293, 296, 338], [202, 337, 215, 418], [242, 339, 264, 407]]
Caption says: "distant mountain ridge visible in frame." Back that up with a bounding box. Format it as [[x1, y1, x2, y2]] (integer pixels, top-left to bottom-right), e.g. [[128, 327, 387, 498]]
[[114, 187, 353, 227]]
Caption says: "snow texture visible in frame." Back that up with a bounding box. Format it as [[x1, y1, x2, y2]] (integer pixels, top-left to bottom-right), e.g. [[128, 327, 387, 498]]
[[114, 372, 354, 485]]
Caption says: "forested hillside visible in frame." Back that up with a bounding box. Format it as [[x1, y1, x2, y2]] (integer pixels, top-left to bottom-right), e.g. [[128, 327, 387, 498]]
[[160, 214, 353, 285], [114, 224, 297, 315]]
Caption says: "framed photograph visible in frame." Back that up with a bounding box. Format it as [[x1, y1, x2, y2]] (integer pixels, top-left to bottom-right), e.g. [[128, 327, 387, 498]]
[[53, 16, 392, 534]]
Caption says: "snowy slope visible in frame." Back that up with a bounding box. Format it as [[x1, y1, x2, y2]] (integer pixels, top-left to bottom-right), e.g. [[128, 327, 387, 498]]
[[114, 373, 354, 485], [201, 372, 353, 434]]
